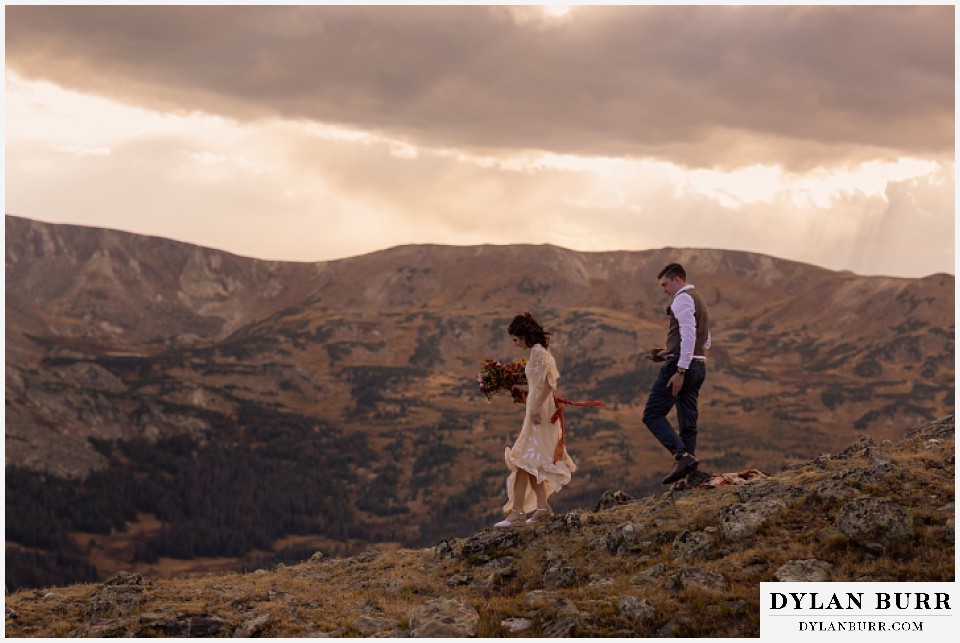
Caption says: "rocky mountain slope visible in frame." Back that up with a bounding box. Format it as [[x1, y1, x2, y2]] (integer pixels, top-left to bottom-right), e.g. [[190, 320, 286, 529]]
[[4, 214, 955, 588], [5, 415, 954, 638]]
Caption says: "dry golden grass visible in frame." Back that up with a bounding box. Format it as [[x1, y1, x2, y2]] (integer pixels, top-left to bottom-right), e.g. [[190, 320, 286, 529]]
[[6, 417, 953, 638]]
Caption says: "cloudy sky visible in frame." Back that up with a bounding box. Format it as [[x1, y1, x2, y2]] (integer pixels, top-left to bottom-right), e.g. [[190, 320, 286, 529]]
[[5, 4, 955, 277]]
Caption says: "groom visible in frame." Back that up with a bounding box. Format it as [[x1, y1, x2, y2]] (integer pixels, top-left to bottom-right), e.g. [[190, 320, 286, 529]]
[[643, 262, 711, 484]]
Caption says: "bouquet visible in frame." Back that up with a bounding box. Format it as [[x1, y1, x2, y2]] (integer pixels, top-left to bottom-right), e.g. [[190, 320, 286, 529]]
[[477, 358, 527, 403]]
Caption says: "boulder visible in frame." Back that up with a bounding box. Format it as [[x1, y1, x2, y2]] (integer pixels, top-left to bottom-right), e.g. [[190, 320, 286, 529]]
[[774, 559, 833, 582], [543, 561, 578, 589], [718, 498, 786, 540], [501, 617, 534, 634], [460, 530, 521, 562], [595, 490, 634, 512], [617, 595, 657, 625], [87, 572, 147, 621], [836, 496, 913, 552], [408, 598, 479, 638], [351, 615, 400, 637], [669, 530, 716, 561]]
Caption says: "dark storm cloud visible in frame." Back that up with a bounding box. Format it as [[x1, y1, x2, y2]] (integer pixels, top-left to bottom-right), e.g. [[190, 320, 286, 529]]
[[6, 5, 954, 169]]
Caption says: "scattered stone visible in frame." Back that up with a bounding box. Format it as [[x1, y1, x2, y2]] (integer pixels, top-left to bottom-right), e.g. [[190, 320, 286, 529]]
[[735, 479, 805, 502], [630, 562, 666, 586], [547, 597, 581, 617], [138, 614, 233, 637], [836, 496, 913, 552], [233, 613, 271, 638], [435, 540, 454, 559], [544, 561, 578, 589], [501, 617, 534, 634], [670, 530, 716, 561], [718, 498, 786, 540], [604, 522, 653, 555], [351, 615, 400, 637], [813, 478, 858, 501], [617, 595, 657, 625], [774, 559, 833, 582], [657, 620, 680, 637], [6, 607, 18, 621], [595, 489, 634, 511], [309, 551, 325, 563], [347, 549, 382, 565], [446, 572, 473, 587], [671, 567, 728, 593], [548, 509, 583, 531], [461, 529, 521, 562], [587, 577, 616, 589], [541, 615, 579, 638], [87, 572, 147, 621], [42, 592, 62, 602], [408, 598, 479, 638]]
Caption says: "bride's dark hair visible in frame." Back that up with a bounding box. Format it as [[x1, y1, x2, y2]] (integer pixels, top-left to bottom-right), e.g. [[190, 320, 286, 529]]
[[508, 312, 550, 348]]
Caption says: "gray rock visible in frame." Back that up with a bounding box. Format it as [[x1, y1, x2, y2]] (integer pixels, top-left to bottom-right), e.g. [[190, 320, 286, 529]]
[[541, 615, 579, 638], [352, 615, 400, 637], [87, 572, 147, 621], [43, 592, 63, 602], [671, 567, 728, 593], [548, 509, 583, 531], [138, 614, 233, 637], [669, 530, 716, 561], [547, 597, 581, 617], [408, 598, 479, 638], [657, 620, 680, 637], [6, 607, 18, 621], [434, 540, 454, 559], [617, 595, 657, 625], [836, 496, 913, 552], [501, 617, 534, 634], [446, 572, 473, 587], [595, 490, 634, 512], [814, 478, 858, 502], [461, 529, 521, 562], [604, 522, 653, 555], [544, 561, 578, 589], [774, 559, 833, 582], [631, 562, 667, 586], [309, 551, 325, 563], [735, 479, 804, 502], [718, 498, 786, 540], [234, 613, 272, 638], [587, 577, 616, 589]]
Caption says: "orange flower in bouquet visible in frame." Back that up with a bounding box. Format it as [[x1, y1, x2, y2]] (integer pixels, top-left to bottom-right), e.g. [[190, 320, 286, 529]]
[[477, 358, 527, 403]]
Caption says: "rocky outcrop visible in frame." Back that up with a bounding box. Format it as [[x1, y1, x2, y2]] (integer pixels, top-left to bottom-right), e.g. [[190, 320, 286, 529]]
[[835, 496, 914, 553]]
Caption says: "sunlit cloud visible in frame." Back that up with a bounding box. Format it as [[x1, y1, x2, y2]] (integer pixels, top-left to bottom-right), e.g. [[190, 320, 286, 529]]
[[4, 6, 954, 279]]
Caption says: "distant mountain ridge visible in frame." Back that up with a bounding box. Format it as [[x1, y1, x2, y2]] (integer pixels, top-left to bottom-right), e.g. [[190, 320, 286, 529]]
[[4, 214, 955, 588]]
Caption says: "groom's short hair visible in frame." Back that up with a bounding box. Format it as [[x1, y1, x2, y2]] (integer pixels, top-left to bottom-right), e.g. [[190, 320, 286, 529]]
[[658, 263, 686, 282]]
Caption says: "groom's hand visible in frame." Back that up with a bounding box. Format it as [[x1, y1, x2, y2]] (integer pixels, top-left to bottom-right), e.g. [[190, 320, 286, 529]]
[[668, 372, 684, 396]]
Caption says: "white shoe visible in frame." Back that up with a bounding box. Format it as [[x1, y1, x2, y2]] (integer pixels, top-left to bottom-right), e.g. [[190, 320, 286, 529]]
[[494, 509, 526, 528], [525, 507, 553, 524]]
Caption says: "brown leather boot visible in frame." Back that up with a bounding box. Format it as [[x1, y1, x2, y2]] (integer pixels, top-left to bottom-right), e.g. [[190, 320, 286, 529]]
[[661, 453, 698, 484]]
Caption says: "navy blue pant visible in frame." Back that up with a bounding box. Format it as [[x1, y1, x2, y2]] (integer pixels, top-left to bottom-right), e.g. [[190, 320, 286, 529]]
[[642, 357, 706, 458]]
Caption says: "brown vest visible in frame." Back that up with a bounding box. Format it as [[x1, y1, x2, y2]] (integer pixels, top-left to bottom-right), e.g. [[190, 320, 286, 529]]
[[665, 287, 710, 356]]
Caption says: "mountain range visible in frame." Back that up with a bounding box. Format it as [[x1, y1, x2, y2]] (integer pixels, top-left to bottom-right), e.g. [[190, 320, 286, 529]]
[[4, 214, 955, 589]]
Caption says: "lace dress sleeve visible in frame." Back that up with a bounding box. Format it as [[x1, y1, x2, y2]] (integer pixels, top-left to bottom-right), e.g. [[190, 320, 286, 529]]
[[528, 345, 560, 392]]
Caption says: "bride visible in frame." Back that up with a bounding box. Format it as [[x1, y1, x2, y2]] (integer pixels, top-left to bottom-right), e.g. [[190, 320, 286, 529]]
[[495, 312, 577, 527]]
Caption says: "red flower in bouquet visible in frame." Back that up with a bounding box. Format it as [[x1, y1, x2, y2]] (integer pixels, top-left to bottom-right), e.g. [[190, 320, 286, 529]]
[[477, 357, 528, 403]]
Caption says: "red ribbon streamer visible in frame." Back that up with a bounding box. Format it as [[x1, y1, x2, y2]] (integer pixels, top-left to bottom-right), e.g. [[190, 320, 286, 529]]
[[550, 396, 606, 464]]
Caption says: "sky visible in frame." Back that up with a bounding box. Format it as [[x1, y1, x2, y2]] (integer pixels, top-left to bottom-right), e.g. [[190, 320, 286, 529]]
[[4, 4, 955, 278]]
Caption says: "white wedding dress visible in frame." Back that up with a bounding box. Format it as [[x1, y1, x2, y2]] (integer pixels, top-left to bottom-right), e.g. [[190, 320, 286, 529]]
[[503, 344, 577, 513]]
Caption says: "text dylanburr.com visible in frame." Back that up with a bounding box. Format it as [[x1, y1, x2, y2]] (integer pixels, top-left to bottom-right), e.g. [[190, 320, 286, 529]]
[[761, 583, 955, 639]]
